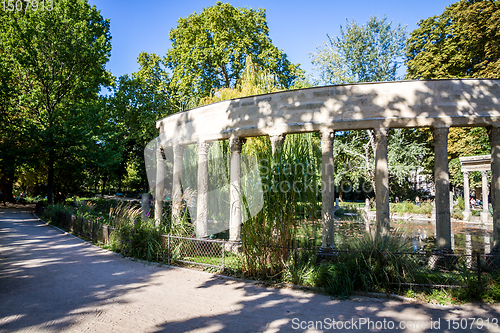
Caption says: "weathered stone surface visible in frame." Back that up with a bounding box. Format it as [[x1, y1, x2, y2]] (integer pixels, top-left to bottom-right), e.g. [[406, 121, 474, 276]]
[[156, 79, 500, 146]]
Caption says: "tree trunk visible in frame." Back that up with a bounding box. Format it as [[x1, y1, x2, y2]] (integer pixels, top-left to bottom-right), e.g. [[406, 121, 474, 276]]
[[47, 148, 55, 205]]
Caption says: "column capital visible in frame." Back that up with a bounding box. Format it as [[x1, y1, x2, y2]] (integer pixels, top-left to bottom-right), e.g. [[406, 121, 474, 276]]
[[488, 126, 500, 145], [173, 144, 185, 157], [270, 133, 285, 145], [319, 130, 335, 147], [432, 126, 449, 146], [463, 170, 470, 177], [373, 127, 389, 146], [198, 141, 211, 155], [481, 170, 489, 177], [230, 137, 244, 153]]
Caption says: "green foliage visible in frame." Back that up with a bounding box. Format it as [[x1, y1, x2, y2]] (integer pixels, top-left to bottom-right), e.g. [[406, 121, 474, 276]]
[[117, 221, 165, 262], [311, 16, 407, 85], [390, 201, 433, 216], [240, 133, 321, 278], [406, 0, 500, 79], [1, 0, 112, 203], [166, 1, 301, 100], [313, 233, 418, 297], [42, 203, 74, 224]]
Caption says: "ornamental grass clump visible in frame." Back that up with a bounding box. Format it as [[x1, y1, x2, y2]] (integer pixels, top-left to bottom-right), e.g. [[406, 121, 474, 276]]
[[315, 232, 418, 296], [240, 133, 321, 279]]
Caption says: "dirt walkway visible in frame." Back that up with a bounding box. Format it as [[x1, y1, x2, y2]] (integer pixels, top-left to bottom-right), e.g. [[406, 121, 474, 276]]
[[1, 206, 499, 332]]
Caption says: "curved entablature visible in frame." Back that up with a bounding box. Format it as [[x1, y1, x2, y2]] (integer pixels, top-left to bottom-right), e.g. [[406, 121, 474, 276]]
[[156, 79, 500, 146]]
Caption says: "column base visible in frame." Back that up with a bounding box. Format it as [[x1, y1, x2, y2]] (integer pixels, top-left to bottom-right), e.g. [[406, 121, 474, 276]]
[[225, 241, 242, 254], [463, 210, 471, 221], [429, 249, 457, 270], [481, 211, 490, 223], [316, 247, 338, 264]]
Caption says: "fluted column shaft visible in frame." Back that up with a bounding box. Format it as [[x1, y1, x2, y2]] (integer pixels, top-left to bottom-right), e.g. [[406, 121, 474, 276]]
[[433, 127, 452, 252], [229, 137, 243, 242], [320, 131, 335, 248], [463, 171, 471, 220], [154, 146, 166, 227], [196, 141, 211, 238], [489, 126, 500, 252], [374, 128, 390, 236], [482, 170, 490, 214], [172, 144, 184, 222]]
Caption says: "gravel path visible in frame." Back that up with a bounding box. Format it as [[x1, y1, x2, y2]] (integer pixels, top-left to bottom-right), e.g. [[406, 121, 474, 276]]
[[1, 206, 500, 332]]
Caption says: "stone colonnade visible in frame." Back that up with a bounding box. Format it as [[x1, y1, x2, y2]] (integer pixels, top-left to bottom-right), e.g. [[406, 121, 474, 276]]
[[460, 154, 491, 222], [153, 79, 500, 253], [156, 125, 500, 253]]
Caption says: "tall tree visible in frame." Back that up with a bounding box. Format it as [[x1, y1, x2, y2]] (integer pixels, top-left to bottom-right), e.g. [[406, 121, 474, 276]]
[[108, 52, 177, 194], [2, 0, 112, 203], [406, 0, 500, 189], [310, 16, 407, 85], [166, 1, 302, 100], [311, 16, 428, 199], [406, 0, 500, 79]]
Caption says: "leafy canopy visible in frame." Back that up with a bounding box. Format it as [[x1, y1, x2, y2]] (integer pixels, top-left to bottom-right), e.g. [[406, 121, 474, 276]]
[[1, 0, 112, 203], [406, 0, 500, 79], [311, 16, 407, 85], [166, 1, 301, 100]]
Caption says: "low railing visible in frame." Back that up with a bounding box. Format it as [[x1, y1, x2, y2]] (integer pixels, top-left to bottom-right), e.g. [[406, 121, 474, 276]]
[[34, 203, 238, 270], [35, 203, 500, 290]]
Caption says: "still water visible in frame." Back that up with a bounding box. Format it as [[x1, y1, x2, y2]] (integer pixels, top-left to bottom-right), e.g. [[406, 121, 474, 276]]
[[334, 218, 494, 254]]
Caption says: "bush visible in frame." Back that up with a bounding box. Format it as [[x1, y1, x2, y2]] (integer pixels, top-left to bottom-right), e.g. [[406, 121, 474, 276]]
[[117, 221, 165, 262], [314, 233, 418, 296], [42, 203, 74, 225]]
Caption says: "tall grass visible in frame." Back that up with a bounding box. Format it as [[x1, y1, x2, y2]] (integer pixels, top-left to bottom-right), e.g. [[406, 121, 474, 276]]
[[240, 133, 321, 278], [313, 232, 418, 296]]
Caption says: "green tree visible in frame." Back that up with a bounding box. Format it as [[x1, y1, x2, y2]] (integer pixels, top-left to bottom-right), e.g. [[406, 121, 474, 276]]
[[311, 16, 428, 200], [310, 16, 407, 85], [406, 0, 500, 79], [406, 0, 499, 189], [166, 1, 301, 101], [2, 0, 112, 203], [108, 53, 177, 194]]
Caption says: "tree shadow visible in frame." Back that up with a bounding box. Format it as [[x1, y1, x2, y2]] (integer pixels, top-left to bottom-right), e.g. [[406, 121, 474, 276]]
[[0, 207, 166, 331], [153, 273, 500, 332]]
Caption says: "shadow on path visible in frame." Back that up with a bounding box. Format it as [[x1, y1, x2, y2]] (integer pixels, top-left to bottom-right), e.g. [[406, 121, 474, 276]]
[[0, 206, 499, 332]]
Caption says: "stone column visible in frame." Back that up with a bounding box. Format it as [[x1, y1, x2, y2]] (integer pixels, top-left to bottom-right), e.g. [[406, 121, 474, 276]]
[[172, 144, 185, 223], [466, 232, 472, 268], [485, 235, 491, 254], [229, 137, 243, 242], [154, 146, 166, 227], [270, 134, 285, 157], [320, 131, 335, 248], [481, 170, 490, 223], [463, 171, 471, 221], [432, 127, 452, 252], [374, 128, 390, 236], [142, 193, 150, 221], [489, 126, 500, 252], [196, 141, 211, 238]]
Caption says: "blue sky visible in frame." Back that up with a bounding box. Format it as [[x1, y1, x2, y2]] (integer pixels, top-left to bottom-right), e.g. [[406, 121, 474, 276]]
[[87, 0, 455, 80]]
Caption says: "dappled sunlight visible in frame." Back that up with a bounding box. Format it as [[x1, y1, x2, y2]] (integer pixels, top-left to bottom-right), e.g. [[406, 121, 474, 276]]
[[2, 206, 500, 332]]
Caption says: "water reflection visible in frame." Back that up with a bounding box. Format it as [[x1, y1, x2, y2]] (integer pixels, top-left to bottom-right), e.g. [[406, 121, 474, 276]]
[[334, 217, 493, 254]]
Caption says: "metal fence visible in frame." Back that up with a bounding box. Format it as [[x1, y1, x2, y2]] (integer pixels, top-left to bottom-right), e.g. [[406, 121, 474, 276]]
[[36, 205, 238, 271], [36, 204, 500, 290]]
